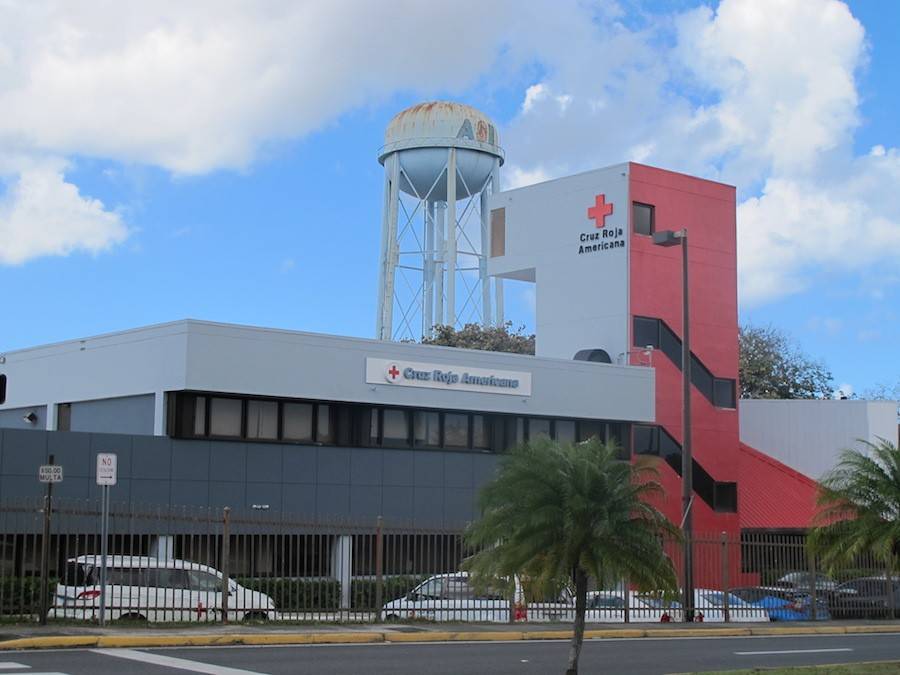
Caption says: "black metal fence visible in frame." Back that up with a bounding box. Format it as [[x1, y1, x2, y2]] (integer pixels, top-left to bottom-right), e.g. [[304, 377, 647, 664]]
[[0, 497, 896, 624]]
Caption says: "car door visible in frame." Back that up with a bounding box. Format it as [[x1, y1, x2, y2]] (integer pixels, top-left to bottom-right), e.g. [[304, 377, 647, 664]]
[[187, 569, 223, 622], [409, 577, 447, 621]]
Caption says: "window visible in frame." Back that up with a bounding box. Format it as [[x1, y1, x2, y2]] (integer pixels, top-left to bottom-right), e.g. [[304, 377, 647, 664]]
[[504, 417, 524, 449], [57, 403, 72, 432], [188, 570, 221, 592], [414, 411, 441, 447], [633, 316, 659, 350], [528, 418, 551, 440], [714, 482, 737, 513], [193, 396, 207, 436], [246, 400, 278, 440], [0, 374, 5, 405], [578, 420, 605, 443], [381, 408, 409, 446], [209, 397, 242, 437], [283, 402, 313, 441], [471, 415, 491, 450], [713, 378, 736, 409], [555, 420, 576, 444], [316, 404, 334, 443], [633, 425, 658, 455], [444, 413, 469, 448], [490, 208, 506, 257], [633, 202, 654, 235]]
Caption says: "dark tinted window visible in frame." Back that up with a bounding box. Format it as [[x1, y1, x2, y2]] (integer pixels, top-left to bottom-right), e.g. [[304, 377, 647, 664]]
[[714, 482, 738, 513], [633, 425, 658, 455], [471, 415, 491, 450], [316, 404, 334, 443], [633, 317, 659, 349], [555, 420, 576, 444], [691, 357, 715, 401], [0, 374, 5, 405], [444, 413, 469, 448], [283, 402, 313, 441], [528, 418, 551, 440], [57, 403, 72, 432], [714, 378, 736, 408], [63, 562, 94, 586], [210, 397, 242, 437], [633, 202, 654, 235], [246, 400, 278, 440], [414, 411, 441, 447], [578, 420, 606, 443], [659, 322, 682, 365], [381, 409, 409, 446]]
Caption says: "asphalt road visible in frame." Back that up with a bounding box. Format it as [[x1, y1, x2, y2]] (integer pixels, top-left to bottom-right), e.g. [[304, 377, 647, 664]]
[[3, 633, 900, 675]]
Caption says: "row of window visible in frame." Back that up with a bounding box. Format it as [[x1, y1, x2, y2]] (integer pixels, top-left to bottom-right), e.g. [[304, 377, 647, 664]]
[[169, 392, 629, 455]]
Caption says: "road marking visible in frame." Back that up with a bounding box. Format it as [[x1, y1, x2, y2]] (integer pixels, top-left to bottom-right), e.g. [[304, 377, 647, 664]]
[[0, 665, 29, 670], [735, 648, 854, 656], [92, 649, 270, 674]]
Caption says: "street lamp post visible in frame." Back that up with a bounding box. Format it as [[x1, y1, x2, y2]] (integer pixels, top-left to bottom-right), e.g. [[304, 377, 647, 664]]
[[652, 228, 693, 622]]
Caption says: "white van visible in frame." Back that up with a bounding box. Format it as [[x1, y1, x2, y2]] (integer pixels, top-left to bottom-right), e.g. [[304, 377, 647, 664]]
[[49, 555, 275, 622]]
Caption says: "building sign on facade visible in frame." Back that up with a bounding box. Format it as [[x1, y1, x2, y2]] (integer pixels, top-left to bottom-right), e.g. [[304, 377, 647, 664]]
[[366, 358, 532, 396]]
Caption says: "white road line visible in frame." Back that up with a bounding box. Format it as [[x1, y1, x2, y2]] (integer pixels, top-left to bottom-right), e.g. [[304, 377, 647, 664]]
[[0, 665, 29, 670], [92, 649, 270, 675], [735, 648, 854, 656]]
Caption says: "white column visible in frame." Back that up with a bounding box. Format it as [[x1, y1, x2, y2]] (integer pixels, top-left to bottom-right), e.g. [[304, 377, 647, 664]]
[[490, 159, 504, 326], [331, 535, 354, 610], [435, 201, 446, 326], [445, 148, 457, 328], [382, 155, 401, 340], [423, 200, 435, 338], [150, 535, 175, 560], [375, 161, 393, 339], [45, 403, 57, 431], [153, 391, 166, 436]]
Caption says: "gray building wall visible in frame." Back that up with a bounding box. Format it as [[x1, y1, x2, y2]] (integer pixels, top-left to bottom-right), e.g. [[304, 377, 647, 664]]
[[69, 395, 155, 435], [0, 405, 46, 430], [0, 428, 498, 527]]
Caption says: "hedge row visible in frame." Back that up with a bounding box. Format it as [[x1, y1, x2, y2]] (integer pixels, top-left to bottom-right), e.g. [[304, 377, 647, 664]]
[[0, 576, 57, 615]]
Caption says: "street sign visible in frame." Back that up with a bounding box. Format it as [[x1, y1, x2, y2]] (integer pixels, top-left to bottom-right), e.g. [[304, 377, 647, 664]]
[[96, 453, 117, 486], [38, 465, 63, 483]]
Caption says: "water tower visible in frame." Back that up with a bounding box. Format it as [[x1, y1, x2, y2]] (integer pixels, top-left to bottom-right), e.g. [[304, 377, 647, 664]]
[[376, 102, 505, 341]]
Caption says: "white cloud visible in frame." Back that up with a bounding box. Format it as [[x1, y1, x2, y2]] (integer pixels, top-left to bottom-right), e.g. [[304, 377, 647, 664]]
[[0, 160, 127, 265]]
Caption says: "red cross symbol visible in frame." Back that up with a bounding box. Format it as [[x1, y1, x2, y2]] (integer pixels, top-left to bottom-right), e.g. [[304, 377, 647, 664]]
[[387, 365, 400, 380], [196, 600, 207, 619], [587, 194, 613, 228]]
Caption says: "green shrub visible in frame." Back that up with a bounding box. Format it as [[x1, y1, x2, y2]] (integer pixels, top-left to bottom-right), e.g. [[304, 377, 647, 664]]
[[236, 577, 340, 611], [0, 577, 57, 616]]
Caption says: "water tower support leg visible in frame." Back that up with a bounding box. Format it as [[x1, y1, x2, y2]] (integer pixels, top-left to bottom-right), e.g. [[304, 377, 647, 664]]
[[376, 164, 392, 339], [435, 201, 446, 326], [383, 154, 401, 339], [480, 187, 491, 327], [446, 148, 457, 328], [424, 200, 435, 338]]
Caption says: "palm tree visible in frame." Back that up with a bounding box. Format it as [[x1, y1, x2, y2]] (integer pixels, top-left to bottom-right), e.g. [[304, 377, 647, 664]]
[[464, 437, 679, 675], [809, 438, 900, 572]]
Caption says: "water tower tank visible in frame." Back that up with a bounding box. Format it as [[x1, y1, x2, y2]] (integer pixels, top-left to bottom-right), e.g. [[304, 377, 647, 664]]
[[376, 102, 505, 341], [379, 102, 504, 201]]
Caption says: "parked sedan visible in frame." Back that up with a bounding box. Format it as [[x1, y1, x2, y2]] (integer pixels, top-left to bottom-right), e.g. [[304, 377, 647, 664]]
[[691, 589, 769, 622], [775, 571, 838, 594], [730, 586, 830, 621], [829, 577, 900, 619]]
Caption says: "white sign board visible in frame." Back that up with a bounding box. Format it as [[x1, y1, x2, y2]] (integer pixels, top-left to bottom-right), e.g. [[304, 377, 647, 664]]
[[96, 453, 117, 486], [38, 465, 63, 483], [366, 358, 532, 396]]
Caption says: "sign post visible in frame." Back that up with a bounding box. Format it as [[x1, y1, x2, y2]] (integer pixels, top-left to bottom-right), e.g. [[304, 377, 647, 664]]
[[95, 453, 117, 627], [38, 455, 62, 626]]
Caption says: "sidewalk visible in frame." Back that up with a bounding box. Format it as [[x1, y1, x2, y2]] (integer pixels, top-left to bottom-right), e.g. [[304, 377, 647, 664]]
[[3, 621, 900, 651]]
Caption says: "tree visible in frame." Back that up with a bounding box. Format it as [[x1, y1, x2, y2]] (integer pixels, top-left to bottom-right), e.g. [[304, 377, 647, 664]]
[[808, 439, 900, 573], [422, 322, 535, 355], [463, 438, 678, 675], [739, 324, 833, 399]]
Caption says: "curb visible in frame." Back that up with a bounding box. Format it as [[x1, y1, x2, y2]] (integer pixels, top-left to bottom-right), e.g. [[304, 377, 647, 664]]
[[2, 625, 900, 651]]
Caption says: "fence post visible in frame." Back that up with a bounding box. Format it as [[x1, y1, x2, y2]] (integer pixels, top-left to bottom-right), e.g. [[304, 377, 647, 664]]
[[886, 562, 896, 619], [39, 455, 55, 626], [375, 516, 384, 622], [807, 544, 818, 621], [720, 532, 730, 623], [221, 507, 231, 624]]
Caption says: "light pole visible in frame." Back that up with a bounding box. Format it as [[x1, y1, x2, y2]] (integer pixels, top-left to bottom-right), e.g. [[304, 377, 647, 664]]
[[652, 228, 693, 622]]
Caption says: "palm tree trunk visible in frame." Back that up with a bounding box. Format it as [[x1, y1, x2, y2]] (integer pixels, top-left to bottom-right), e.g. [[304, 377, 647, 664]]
[[566, 567, 588, 675]]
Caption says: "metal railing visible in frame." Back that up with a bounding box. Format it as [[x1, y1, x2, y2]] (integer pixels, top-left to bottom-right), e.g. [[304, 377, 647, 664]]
[[0, 497, 895, 624]]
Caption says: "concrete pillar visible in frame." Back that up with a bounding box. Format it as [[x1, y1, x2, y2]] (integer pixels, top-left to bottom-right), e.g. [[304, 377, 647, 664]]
[[153, 391, 165, 436], [150, 535, 175, 560], [331, 535, 354, 609], [45, 403, 57, 431]]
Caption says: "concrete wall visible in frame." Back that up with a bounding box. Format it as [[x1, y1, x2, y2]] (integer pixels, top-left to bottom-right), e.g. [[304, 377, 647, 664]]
[[740, 399, 899, 480], [0, 405, 46, 430], [69, 395, 155, 435], [0, 428, 500, 527]]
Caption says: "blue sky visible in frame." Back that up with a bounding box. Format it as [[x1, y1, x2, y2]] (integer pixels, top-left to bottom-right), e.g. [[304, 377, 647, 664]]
[[0, 0, 897, 398]]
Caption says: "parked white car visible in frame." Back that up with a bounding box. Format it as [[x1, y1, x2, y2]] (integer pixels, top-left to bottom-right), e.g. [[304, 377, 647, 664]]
[[49, 555, 276, 622]]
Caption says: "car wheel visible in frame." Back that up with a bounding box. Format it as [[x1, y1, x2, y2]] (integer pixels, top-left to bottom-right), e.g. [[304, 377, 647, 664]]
[[242, 611, 270, 622], [119, 612, 148, 622], [385, 613, 400, 622]]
